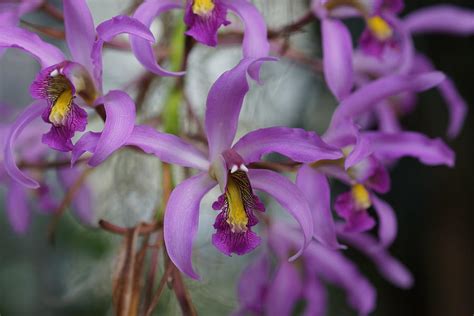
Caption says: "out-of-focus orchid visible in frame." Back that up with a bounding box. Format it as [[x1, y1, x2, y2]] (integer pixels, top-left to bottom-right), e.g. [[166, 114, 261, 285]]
[[0, 0, 155, 189], [130, 0, 270, 78], [234, 220, 413, 316], [72, 58, 343, 279], [0, 104, 92, 233], [0, 0, 42, 27]]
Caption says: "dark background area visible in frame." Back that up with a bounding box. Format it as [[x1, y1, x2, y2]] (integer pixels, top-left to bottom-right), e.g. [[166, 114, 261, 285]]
[[372, 1, 474, 315]]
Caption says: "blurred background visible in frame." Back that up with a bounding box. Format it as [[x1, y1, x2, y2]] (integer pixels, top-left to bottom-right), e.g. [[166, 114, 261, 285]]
[[0, 0, 473, 315]]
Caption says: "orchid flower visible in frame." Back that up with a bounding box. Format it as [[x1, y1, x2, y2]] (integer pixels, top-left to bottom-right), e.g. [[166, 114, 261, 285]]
[[130, 0, 269, 79], [294, 71, 454, 247], [0, 0, 42, 27], [72, 57, 343, 279], [0, 0, 155, 189], [234, 220, 413, 316]]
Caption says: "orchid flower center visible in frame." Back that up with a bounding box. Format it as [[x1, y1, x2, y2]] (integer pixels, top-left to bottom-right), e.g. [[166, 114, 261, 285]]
[[46, 74, 74, 126], [351, 183, 371, 210], [367, 15, 393, 41], [225, 170, 257, 233], [192, 0, 215, 16]]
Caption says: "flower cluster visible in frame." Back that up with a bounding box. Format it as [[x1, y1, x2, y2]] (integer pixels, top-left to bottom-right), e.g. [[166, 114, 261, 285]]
[[0, 0, 472, 315]]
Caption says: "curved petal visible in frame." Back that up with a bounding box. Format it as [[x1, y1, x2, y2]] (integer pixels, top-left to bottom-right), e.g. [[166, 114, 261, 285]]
[[131, 0, 185, 77], [248, 169, 314, 261], [6, 180, 30, 234], [164, 172, 216, 279], [306, 243, 377, 315], [92, 15, 155, 90], [206, 57, 276, 161], [328, 72, 445, 131], [3, 101, 48, 188], [125, 125, 209, 170], [87, 90, 136, 166], [321, 18, 353, 101], [71, 131, 100, 165], [232, 127, 342, 164], [265, 262, 303, 316], [337, 228, 414, 288], [296, 165, 344, 249], [222, 0, 270, 80], [63, 0, 95, 75], [363, 131, 455, 167], [0, 27, 65, 68], [372, 195, 397, 248], [404, 5, 474, 35]]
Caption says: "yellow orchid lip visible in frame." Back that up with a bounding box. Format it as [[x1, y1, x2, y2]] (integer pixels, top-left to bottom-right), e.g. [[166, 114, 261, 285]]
[[225, 170, 251, 233], [46, 74, 75, 126], [351, 183, 371, 210], [367, 15, 393, 41], [192, 0, 215, 16]]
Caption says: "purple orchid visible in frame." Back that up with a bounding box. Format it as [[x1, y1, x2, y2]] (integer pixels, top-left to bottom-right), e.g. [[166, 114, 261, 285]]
[[0, 0, 42, 27], [130, 0, 269, 79], [71, 57, 343, 279], [234, 220, 413, 316], [0, 0, 156, 189], [295, 71, 454, 246]]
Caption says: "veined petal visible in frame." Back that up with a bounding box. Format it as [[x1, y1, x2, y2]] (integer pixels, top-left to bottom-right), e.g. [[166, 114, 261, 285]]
[[264, 262, 303, 316], [0, 27, 65, 68], [321, 18, 353, 101], [87, 90, 136, 166], [125, 125, 209, 170], [206, 57, 276, 161], [328, 72, 445, 131], [92, 15, 155, 90], [63, 0, 95, 74], [164, 172, 217, 279], [4, 101, 48, 188], [363, 131, 455, 167], [337, 228, 414, 288], [131, 0, 185, 77], [372, 195, 397, 248], [296, 165, 344, 249], [6, 180, 30, 234], [404, 5, 474, 35], [248, 169, 314, 261], [222, 0, 270, 80], [232, 127, 342, 164]]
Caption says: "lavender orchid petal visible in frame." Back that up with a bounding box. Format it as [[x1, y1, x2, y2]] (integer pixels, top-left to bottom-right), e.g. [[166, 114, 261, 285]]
[[321, 18, 353, 101], [125, 125, 209, 171], [205, 57, 275, 161], [296, 165, 344, 249], [164, 172, 217, 279], [372, 195, 397, 248], [248, 169, 314, 261], [71, 131, 100, 165], [0, 27, 65, 68], [92, 15, 155, 89], [63, 0, 95, 74], [233, 127, 343, 164], [439, 77, 468, 139], [4, 101, 48, 188], [303, 277, 327, 316], [88, 91, 136, 166], [338, 229, 414, 288], [6, 180, 30, 234], [264, 262, 303, 316], [131, 0, 185, 77], [307, 243, 377, 315], [328, 72, 446, 130], [364, 131, 455, 167], [404, 5, 474, 35], [222, 0, 270, 80], [236, 253, 270, 315]]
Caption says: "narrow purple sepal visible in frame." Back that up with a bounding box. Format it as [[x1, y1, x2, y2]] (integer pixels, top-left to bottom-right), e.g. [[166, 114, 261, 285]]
[[3, 101, 48, 188], [322, 18, 354, 101], [6, 180, 30, 234], [164, 172, 217, 279]]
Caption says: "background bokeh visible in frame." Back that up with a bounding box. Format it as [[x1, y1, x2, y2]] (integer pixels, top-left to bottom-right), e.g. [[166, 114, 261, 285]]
[[0, 0, 473, 315]]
